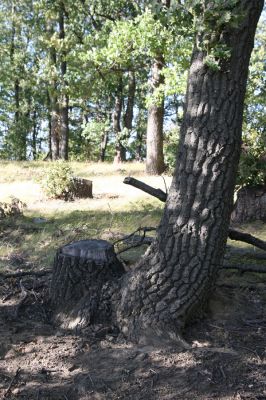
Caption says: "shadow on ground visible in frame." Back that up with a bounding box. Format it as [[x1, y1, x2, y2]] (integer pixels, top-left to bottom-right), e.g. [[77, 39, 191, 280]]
[[0, 263, 265, 399]]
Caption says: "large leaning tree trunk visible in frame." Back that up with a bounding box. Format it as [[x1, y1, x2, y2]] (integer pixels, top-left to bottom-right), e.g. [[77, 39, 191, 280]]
[[115, 0, 264, 341], [51, 0, 263, 343]]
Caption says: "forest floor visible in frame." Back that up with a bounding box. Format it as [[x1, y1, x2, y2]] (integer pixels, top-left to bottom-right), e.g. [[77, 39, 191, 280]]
[[0, 161, 265, 400]]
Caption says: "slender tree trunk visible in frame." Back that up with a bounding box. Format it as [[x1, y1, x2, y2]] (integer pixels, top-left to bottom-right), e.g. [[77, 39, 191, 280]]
[[32, 109, 37, 160], [145, 0, 171, 175], [58, 4, 69, 160], [47, 91, 52, 159], [59, 93, 69, 160], [51, 99, 60, 160], [113, 78, 126, 163], [47, 19, 60, 160], [123, 71, 135, 130], [10, 4, 26, 160], [146, 55, 165, 175], [114, 0, 264, 341], [136, 130, 144, 161], [100, 132, 108, 162]]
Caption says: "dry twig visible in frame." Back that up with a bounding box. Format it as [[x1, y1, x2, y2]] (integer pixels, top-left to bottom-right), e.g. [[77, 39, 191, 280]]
[[4, 367, 21, 398]]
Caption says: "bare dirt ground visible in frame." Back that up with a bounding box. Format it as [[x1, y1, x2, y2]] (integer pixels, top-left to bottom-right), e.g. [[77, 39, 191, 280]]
[[0, 265, 265, 400], [0, 165, 265, 399]]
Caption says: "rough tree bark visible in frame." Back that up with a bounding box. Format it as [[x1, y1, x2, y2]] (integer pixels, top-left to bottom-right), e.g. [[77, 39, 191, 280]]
[[51, 0, 264, 343], [50, 240, 125, 328], [115, 0, 264, 341]]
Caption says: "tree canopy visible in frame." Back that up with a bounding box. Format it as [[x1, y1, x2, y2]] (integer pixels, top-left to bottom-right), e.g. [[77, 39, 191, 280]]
[[0, 0, 264, 185]]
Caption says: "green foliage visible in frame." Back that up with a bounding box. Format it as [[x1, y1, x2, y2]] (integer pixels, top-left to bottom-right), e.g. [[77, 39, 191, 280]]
[[41, 162, 75, 200], [238, 19, 266, 187], [187, 0, 245, 70], [237, 130, 266, 187], [164, 126, 180, 173]]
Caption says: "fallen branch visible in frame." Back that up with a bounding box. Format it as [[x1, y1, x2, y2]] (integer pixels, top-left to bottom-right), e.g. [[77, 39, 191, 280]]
[[223, 264, 266, 274], [225, 246, 266, 260], [123, 177, 167, 202], [114, 227, 155, 254], [228, 228, 266, 251], [124, 177, 266, 252], [0, 269, 52, 279], [4, 367, 21, 398]]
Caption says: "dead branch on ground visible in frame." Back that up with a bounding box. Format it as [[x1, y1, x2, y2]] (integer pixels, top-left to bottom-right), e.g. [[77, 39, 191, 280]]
[[123, 177, 167, 202]]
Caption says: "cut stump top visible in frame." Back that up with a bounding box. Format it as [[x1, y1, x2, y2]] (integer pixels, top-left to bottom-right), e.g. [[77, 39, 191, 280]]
[[61, 239, 115, 263]]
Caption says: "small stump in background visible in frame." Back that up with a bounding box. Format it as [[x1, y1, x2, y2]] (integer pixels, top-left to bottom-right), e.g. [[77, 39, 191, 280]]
[[72, 177, 93, 198], [50, 239, 125, 329]]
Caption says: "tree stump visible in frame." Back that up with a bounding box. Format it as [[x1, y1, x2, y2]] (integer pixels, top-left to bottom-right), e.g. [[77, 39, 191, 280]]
[[231, 185, 266, 223], [50, 239, 125, 329], [72, 177, 93, 198]]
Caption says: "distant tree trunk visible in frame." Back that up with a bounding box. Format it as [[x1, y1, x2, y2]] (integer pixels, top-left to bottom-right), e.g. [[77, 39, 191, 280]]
[[10, 4, 27, 161], [136, 130, 144, 161], [32, 109, 37, 160], [51, 97, 60, 160], [58, 4, 69, 161], [145, 0, 170, 175], [100, 132, 108, 162], [146, 55, 165, 175], [59, 93, 69, 160], [113, 78, 126, 163], [47, 19, 60, 160], [47, 92, 52, 159], [123, 71, 135, 130]]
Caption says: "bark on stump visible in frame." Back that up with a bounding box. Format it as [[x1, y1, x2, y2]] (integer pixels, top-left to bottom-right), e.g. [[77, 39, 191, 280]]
[[50, 239, 125, 329], [231, 185, 266, 223], [72, 177, 93, 198]]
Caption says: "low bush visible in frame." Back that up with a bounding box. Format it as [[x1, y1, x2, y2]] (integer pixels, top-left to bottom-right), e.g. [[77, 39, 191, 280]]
[[41, 162, 76, 201]]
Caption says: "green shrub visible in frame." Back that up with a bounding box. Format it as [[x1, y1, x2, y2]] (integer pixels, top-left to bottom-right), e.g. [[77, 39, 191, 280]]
[[41, 162, 75, 200], [237, 130, 266, 187], [164, 127, 180, 174]]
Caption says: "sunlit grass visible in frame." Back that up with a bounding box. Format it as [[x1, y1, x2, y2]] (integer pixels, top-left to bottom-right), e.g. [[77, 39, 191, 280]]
[[0, 161, 265, 274], [0, 160, 147, 183], [0, 161, 167, 271]]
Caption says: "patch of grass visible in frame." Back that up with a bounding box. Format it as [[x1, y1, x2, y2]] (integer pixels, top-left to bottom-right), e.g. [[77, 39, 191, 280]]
[[0, 198, 163, 272], [0, 161, 146, 184], [0, 161, 265, 275]]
